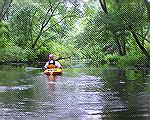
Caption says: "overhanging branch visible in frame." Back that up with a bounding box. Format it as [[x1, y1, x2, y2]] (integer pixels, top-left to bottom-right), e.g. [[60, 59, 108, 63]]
[[136, 33, 150, 43]]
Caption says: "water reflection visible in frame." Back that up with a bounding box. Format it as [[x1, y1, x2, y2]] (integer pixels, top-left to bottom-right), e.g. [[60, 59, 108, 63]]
[[0, 65, 150, 119], [100, 69, 150, 119], [45, 75, 62, 81]]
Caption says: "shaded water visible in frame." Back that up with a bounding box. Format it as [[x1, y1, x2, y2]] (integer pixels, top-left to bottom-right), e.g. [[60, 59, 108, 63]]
[[0, 64, 150, 120]]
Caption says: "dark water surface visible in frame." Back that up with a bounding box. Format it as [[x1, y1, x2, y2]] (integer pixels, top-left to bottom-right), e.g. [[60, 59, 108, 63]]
[[0, 64, 150, 120]]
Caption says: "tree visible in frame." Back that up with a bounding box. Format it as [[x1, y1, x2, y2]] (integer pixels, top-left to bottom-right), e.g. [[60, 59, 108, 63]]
[[0, 0, 13, 21], [98, 0, 126, 56], [97, 0, 150, 58], [31, 0, 80, 50]]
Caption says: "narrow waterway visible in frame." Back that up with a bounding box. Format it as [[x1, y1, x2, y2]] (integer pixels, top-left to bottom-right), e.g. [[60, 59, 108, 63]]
[[0, 64, 150, 120]]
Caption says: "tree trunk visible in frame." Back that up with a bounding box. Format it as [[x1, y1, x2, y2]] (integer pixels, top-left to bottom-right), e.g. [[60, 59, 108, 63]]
[[121, 30, 126, 55], [144, 0, 150, 22], [0, 0, 13, 20], [32, 29, 43, 49], [99, 0, 108, 13], [113, 31, 124, 56], [99, 0, 124, 56], [131, 31, 150, 58]]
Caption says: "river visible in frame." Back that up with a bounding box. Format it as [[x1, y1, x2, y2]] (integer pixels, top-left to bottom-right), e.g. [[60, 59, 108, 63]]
[[0, 64, 150, 120]]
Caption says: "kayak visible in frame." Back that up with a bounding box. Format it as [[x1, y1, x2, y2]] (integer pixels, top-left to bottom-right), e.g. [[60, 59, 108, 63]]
[[44, 68, 62, 75]]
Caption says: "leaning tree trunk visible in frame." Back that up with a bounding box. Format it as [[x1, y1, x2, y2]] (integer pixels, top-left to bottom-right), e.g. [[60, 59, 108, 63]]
[[99, 0, 125, 56], [99, 0, 108, 13], [144, 0, 150, 22], [131, 30, 150, 58]]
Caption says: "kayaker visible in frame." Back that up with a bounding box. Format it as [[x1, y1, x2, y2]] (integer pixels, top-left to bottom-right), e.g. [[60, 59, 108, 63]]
[[44, 53, 62, 70]]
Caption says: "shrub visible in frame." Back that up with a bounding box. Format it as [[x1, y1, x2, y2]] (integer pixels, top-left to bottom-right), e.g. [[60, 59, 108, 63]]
[[105, 54, 120, 65], [105, 53, 148, 67]]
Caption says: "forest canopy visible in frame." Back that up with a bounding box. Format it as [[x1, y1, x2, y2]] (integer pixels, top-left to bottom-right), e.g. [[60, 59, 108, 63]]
[[0, 0, 150, 67]]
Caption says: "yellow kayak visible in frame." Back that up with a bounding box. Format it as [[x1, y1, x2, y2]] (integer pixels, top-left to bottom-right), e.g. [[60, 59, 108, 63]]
[[44, 68, 62, 75]]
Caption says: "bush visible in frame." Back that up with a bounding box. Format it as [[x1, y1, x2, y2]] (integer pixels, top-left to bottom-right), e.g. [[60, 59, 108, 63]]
[[118, 54, 147, 67], [0, 44, 37, 63], [105, 54, 120, 65], [105, 53, 148, 67]]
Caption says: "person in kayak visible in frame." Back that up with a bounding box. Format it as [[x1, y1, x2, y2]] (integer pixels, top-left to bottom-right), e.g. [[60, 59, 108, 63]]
[[44, 53, 62, 69]]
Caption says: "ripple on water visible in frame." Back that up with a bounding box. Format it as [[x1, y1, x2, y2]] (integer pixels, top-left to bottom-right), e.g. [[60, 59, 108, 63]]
[[0, 85, 33, 92]]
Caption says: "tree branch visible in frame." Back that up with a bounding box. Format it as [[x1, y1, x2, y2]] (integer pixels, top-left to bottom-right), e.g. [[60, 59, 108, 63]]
[[55, 56, 71, 61], [99, 0, 108, 13], [0, 0, 13, 20], [81, 51, 95, 61], [32, 1, 63, 49], [144, 25, 150, 38], [34, 35, 57, 51], [136, 33, 150, 43], [43, 15, 75, 33], [144, 0, 150, 22]]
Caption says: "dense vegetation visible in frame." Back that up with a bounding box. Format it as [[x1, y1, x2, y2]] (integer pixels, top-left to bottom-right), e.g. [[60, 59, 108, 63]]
[[0, 0, 150, 67]]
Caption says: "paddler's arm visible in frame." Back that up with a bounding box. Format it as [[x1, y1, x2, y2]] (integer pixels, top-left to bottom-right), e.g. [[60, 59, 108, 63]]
[[44, 61, 49, 70], [55, 61, 62, 69]]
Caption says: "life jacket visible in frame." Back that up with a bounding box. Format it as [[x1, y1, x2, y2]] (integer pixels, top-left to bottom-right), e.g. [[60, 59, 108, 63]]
[[47, 60, 56, 69]]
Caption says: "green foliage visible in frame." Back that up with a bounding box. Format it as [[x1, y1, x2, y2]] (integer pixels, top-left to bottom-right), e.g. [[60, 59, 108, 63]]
[[105, 54, 120, 63], [0, 0, 149, 67], [105, 53, 148, 67], [0, 21, 9, 48], [145, 42, 150, 54], [8, 3, 35, 48], [95, 4, 147, 34], [0, 44, 37, 63], [76, 1, 149, 62], [118, 54, 148, 67]]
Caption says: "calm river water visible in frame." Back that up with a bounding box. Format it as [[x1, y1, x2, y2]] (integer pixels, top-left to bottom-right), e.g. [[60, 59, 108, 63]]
[[0, 64, 150, 120]]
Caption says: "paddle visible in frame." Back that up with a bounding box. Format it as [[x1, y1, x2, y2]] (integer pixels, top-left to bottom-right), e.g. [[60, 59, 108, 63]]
[[25, 56, 70, 71], [25, 67, 43, 71]]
